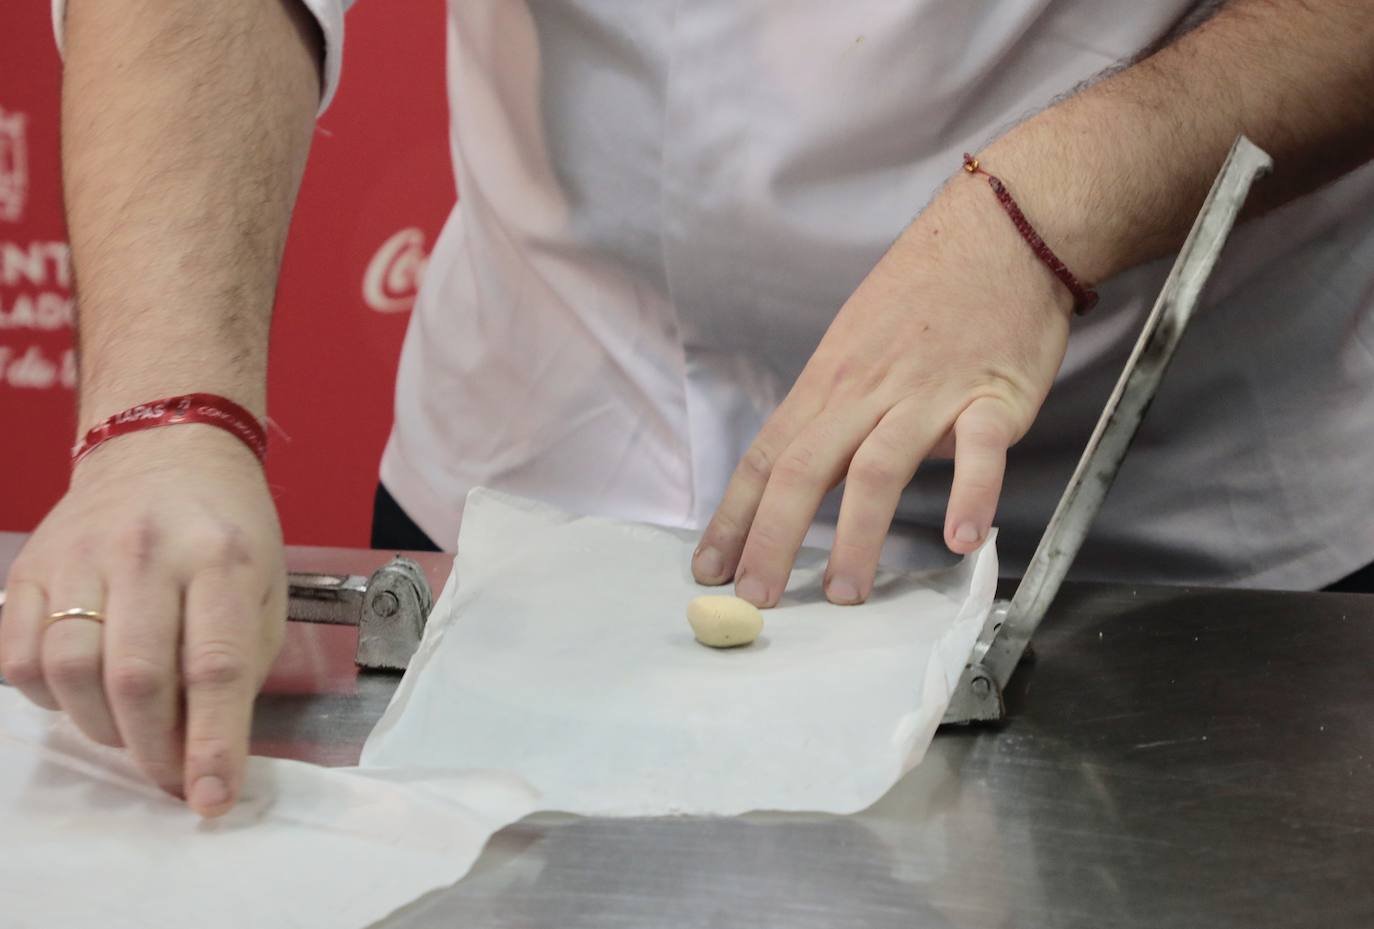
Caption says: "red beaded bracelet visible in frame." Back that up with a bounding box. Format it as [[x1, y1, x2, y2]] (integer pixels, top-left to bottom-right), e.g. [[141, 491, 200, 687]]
[[71, 393, 268, 467], [962, 153, 1099, 314]]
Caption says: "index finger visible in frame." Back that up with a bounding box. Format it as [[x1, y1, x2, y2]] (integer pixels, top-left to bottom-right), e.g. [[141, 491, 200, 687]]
[[692, 397, 812, 586], [103, 567, 184, 794], [181, 566, 260, 818]]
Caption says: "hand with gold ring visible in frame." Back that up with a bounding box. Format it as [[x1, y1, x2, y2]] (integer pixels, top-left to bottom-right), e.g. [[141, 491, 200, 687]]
[[0, 427, 287, 817]]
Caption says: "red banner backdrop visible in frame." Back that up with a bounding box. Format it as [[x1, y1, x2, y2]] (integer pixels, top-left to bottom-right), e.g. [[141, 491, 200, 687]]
[[0, 1, 451, 546]]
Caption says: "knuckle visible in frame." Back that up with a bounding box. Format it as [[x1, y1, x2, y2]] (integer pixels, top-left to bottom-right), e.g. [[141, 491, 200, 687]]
[[107, 656, 167, 704], [184, 736, 234, 772], [825, 359, 856, 394], [738, 444, 774, 483], [5, 562, 43, 592], [708, 522, 741, 552], [184, 647, 248, 689], [68, 535, 100, 569], [829, 358, 887, 399], [830, 535, 880, 566], [194, 523, 255, 573], [893, 366, 942, 397], [0, 654, 44, 689], [704, 510, 747, 549], [113, 518, 163, 573], [745, 518, 792, 553], [771, 447, 819, 488], [46, 650, 100, 687], [863, 423, 910, 459], [956, 473, 1003, 497], [964, 380, 1031, 422], [848, 453, 905, 490], [958, 422, 1011, 449]]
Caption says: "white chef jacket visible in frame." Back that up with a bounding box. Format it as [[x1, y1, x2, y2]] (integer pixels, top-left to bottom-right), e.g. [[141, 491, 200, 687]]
[[55, 1, 1374, 588]]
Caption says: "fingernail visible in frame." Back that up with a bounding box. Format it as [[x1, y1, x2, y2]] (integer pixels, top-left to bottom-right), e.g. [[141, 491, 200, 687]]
[[735, 575, 768, 607], [694, 546, 725, 581], [954, 522, 982, 544], [190, 775, 228, 814], [827, 576, 860, 604]]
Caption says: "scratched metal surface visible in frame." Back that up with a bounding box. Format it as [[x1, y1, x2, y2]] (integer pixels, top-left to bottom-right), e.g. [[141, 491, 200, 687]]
[[4, 533, 1374, 927]]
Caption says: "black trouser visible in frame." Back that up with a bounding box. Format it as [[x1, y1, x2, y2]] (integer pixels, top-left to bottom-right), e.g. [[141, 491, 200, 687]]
[[1328, 561, 1374, 594], [370, 484, 441, 552], [369, 483, 1374, 591]]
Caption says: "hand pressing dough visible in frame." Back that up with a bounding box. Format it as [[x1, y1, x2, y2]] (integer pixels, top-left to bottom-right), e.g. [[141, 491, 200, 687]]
[[688, 595, 763, 648]]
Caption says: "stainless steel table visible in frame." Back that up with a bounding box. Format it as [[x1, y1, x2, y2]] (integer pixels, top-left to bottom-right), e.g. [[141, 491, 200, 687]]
[[3, 532, 1372, 928]]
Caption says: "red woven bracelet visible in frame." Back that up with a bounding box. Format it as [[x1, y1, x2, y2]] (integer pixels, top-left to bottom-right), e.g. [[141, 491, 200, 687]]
[[72, 393, 268, 467], [962, 153, 1099, 314]]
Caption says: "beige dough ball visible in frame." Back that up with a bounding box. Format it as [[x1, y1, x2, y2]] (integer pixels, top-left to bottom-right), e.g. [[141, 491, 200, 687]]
[[687, 595, 764, 648]]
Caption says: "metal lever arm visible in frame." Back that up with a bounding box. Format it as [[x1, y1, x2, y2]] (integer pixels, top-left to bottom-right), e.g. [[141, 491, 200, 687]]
[[943, 135, 1274, 724]]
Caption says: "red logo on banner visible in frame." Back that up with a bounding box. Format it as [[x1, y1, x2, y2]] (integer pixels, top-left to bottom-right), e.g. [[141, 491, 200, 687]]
[[362, 227, 429, 313], [0, 107, 28, 223]]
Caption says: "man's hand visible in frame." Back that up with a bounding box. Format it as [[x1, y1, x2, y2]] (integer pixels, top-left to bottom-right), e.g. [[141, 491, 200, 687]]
[[0, 0, 323, 814], [695, 0, 1374, 607], [0, 429, 286, 817], [693, 179, 1073, 607]]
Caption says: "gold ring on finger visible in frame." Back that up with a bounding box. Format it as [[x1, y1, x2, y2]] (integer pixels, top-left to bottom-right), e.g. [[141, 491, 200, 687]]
[[45, 608, 106, 627]]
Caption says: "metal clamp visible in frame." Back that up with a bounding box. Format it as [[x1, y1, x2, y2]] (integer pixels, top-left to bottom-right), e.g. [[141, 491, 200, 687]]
[[286, 555, 433, 670], [941, 136, 1274, 725]]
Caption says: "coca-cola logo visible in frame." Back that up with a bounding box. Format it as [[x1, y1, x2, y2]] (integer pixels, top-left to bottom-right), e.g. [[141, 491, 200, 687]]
[[0, 107, 28, 224], [362, 227, 429, 313]]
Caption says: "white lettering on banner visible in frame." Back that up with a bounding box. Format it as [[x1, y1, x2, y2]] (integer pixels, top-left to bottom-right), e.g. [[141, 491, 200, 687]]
[[0, 108, 28, 224], [0, 291, 74, 329], [363, 227, 428, 313], [0, 344, 76, 390], [0, 241, 71, 288]]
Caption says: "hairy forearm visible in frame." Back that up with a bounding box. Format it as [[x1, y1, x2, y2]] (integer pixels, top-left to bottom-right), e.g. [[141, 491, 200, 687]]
[[977, 0, 1374, 285], [61, 0, 322, 431]]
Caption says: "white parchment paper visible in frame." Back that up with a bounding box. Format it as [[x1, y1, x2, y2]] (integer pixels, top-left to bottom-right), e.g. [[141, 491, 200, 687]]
[[361, 489, 997, 816], [0, 686, 536, 929]]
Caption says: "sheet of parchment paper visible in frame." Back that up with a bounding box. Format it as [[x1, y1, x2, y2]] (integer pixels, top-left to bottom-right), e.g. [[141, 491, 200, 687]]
[[0, 685, 536, 929], [361, 488, 997, 816]]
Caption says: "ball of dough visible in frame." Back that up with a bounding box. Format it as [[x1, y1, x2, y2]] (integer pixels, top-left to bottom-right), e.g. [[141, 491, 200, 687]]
[[687, 595, 763, 648]]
